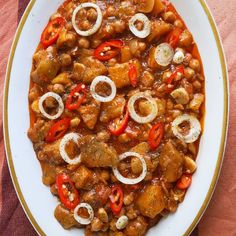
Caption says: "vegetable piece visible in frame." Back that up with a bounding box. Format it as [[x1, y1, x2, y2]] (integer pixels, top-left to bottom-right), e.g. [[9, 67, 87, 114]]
[[46, 118, 71, 142], [94, 39, 124, 61], [112, 152, 147, 185], [108, 109, 129, 136], [128, 92, 158, 124], [152, 0, 165, 15], [39, 92, 64, 120], [109, 186, 124, 215], [176, 174, 192, 189], [137, 0, 155, 13], [165, 28, 183, 48], [59, 133, 81, 165], [90, 76, 117, 103], [172, 114, 201, 143], [73, 203, 94, 225], [129, 63, 138, 87], [41, 17, 65, 48], [128, 13, 151, 38], [116, 215, 129, 230], [154, 43, 174, 67], [66, 84, 86, 111], [72, 3, 102, 36], [56, 173, 80, 210], [148, 123, 164, 150], [167, 65, 184, 84]]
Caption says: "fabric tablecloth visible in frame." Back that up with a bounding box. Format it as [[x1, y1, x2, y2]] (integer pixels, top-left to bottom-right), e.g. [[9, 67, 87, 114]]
[[0, 0, 235, 235]]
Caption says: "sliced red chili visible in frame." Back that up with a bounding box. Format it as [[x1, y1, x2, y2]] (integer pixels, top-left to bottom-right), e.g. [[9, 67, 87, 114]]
[[94, 39, 124, 61], [167, 65, 185, 85], [45, 118, 71, 142], [165, 28, 183, 48], [108, 109, 129, 136], [41, 17, 66, 48], [56, 173, 80, 210], [66, 84, 87, 111], [148, 122, 164, 150], [129, 63, 138, 88], [176, 174, 192, 190], [109, 186, 124, 215]]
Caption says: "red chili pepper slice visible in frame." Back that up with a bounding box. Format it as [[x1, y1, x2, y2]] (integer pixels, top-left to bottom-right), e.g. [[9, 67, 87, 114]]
[[165, 28, 183, 49], [167, 65, 185, 85], [66, 84, 87, 111], [176, 174, 192, 190], [109, 186, 124, 215], [41, 17, 66, 48], [45, 118, 71, 142], [108, 109, 129, 136], [56, 173, 80, 210], [148, 122, 164, 150], [129, 63, 138, 88], [94, 39, 124, 61]]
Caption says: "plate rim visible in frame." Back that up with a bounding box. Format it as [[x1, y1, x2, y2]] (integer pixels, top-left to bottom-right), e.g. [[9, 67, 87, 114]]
[[3, 0, 229, 235]]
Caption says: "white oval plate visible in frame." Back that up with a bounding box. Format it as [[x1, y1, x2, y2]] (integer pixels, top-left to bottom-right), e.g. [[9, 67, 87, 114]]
[[3, 0, 229, 235]]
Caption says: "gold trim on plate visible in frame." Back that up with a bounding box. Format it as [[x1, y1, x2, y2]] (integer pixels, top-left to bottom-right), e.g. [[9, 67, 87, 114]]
[[3, 0, 228, 236]]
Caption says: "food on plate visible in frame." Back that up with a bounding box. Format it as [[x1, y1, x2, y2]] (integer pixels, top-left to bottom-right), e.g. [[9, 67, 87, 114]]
[[28, 0, 205, 235]]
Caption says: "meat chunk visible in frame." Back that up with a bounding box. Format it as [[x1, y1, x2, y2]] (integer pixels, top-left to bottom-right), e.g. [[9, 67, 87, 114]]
[[159, 141, 184, 182], [189, 93, 204, 111], [28, 84, 43, 102], [41, 162, 57, 186], [37, 139, 64, 165], [136, 184, 165, 218], [124, 216, 148, 236], [80, 136, 118, 167], [78, 98, 101, 129], [79, 57, 107, 83], [54, 204, 82, 229], [100, 95, 126, 123], [108, 60, 141, 88], [28, 119, 52, 143]]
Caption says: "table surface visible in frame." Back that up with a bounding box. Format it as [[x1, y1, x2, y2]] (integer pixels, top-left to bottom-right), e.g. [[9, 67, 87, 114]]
[[0, 0, 236, 235]]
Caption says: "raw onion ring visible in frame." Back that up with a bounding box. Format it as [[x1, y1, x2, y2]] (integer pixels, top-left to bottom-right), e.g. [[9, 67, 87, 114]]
[[128, 13, 151, 38], [155, 43, 174, 66], [72, 3, 102, 36], [74, 203, 94, 225], [172, 114, 201, 143], [127, 92, 158, 124], [112, 152, 147, 185], [59, 133, 81, 165], [38, 92, 64, 120], [90, 76, 116, 102]]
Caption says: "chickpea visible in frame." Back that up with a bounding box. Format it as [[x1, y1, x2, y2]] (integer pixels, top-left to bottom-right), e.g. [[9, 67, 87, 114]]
[[100, 170, 110, 183], [45, 97, 57, 108], [70, 117, 80, 128], [103, 24, 115, 36], [92, 39, 102, 48], [65, 21, 73, 31], [98, 208, 109, 223], [118, 133, 131, 143], [140, 71, 154, 87], [162, 11, 177, 23], [108, 58, 117, 67], [31, 100, 40, 113], [174, 19, 184, 29], [124, 193, 134, 206], [183, 53, 192, 66], [52, 84, 65, 94], [189, 58, 201, 72], [179, 30, 193, 48], [113, 20, 126, 33], [162, 70, 172, 83], [77, 8, 86, 18], [91, 217, 103, 232], [80, 20, 91, 31], [135, 21, 144, 31], [106, 6, 116, 17], [193, 80, 202, 90], [126, 206, 139, 220], [184, 67, 195, 79], [138, 42, 146, 51], [87, 8, 98, 21], [60, 53, 72, 66], [78, 37, 90, 49]]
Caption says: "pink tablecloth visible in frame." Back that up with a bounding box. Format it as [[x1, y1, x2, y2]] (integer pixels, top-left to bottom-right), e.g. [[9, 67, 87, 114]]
[[0, 0, 236, 235]]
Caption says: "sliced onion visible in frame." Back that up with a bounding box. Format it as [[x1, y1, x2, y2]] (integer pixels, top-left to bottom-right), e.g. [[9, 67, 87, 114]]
[[128, 92, 158, 124], [59, 133, 81, 165], [112, 152, 147, 185], [128, 13, 151, 38], [155, 43, 174, 67], [74, 203, 94, 225], [72, 3, 102, 36], [90, 76, 116, 102], [172, 114, 201, 143], [39, 92, 64, 120]]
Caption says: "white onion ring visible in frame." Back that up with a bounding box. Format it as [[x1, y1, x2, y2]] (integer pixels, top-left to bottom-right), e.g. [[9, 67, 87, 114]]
[[128, 92, 158, 124], [72, 3, 102, 36], [112, 152, 147, 185], [74, 203, 94, 225], [59, 133, 81, 165], [90, 76, 116, 102], [155, 43, 174, 67], [38, 92, 64, 120], [128, 13, 151, 38], [172, 114, 201, 143]]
